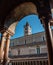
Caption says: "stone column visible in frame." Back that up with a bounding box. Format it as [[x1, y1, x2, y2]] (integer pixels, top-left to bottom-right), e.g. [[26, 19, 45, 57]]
[[5, 33, 11, 59], [43, 21, 53, 65], [0, 32, 7, 63], [3, 33, 11, 65]]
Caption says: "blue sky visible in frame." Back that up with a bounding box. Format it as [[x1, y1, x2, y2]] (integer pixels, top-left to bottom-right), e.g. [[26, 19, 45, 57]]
[[11, 15, 44, 39]]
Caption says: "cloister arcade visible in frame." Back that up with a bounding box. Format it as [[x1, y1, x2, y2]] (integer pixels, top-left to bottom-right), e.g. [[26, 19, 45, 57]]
[[0, 0, 53, 65]]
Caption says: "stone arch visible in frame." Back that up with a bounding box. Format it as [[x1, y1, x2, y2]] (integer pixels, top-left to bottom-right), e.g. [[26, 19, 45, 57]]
[[4, 2, 38, 34], [0, 1, 53, 65], [0, 2, 38, 64]]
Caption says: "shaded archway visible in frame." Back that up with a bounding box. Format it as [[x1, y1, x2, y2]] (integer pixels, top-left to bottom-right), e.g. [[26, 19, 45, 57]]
[[0, 2, 38, 65], [0, 1, 53, 65]]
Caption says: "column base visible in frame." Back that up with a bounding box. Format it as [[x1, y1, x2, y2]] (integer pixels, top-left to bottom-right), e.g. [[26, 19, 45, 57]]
[[3, 60, 8, 65], [3, 58, 10, 65], [3, 60, 9, 65], [0, 59, 3, 65]]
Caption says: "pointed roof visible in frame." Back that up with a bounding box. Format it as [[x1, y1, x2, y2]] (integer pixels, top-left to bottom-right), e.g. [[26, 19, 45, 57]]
[[24, 22, 31, 28], [24, 22, 29, 27], [26, 22, 29, 26]]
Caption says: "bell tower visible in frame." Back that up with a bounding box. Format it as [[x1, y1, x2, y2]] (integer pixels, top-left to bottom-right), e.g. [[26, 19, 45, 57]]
[[24, 22, 32, 36]]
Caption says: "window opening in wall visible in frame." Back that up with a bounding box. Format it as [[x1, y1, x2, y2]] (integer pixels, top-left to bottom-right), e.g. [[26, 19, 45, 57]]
[[37, 47, 40, 54], [43, 36, 44, 41]]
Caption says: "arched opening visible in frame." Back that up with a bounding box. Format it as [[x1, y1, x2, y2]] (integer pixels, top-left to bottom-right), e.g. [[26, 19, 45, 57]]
[[0, 1, 53, 65], [9, 14, 48, 65], [0, 2, 39, 65]]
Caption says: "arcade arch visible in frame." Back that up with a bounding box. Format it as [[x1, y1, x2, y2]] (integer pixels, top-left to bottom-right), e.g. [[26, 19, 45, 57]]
[[0, 2, 38, 65], [0, 1, 53, 65]]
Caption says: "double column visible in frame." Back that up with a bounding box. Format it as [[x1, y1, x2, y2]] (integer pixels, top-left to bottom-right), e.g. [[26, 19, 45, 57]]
[[0, 31, 11, 65], [0, 32, 7, 63], [3, 33, 11, 65]]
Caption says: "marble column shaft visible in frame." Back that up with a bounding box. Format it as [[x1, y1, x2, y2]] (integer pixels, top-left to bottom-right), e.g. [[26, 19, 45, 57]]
[[0, 32, 7, 61], [4, 33, 11, 60]]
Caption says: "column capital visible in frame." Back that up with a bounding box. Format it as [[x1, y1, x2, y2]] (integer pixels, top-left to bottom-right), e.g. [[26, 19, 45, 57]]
[[6, 29, 14, 36], [6, 33, 11, 39], [1, 27, 14, 36], [2, 32, 7, 37]]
